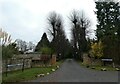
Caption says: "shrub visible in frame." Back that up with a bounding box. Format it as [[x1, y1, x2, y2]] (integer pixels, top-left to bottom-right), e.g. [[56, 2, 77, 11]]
[[89, 40, 104, 59], [40, 47, 53, 55]]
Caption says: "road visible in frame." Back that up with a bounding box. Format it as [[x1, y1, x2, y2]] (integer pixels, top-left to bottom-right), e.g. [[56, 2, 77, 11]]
[[31, 59, 118, 82]]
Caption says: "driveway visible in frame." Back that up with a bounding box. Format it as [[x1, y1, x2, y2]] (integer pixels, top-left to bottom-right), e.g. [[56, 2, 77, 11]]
[[31, 59, 118, 82]]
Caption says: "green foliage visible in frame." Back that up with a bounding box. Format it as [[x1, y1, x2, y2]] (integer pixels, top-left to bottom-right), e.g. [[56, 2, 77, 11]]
[[89, 40, 104, 59], [35, 33, 50, 52], [40, 47, 54, 54], [95, 1, 120, 41], [95, 1, 120, 64], [2, 46, 13, 59], [2, 43, 19, 60]]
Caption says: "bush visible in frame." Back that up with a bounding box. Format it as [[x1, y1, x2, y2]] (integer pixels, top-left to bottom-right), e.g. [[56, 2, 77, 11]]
[[40, 47, 53, 55], [89, 40, 104, 59]]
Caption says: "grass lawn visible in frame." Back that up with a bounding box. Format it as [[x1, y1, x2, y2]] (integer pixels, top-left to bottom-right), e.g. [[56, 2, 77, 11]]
[[78, 61, 119, 71], [2, 60, 64, 82]]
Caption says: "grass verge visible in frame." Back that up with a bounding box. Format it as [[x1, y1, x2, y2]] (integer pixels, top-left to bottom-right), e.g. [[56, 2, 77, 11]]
[[78, 61, 119, 71], [2, 60, 64, 82]]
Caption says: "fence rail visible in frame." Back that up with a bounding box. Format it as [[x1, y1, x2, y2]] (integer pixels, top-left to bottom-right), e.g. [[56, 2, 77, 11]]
[[2, 54, 56, 72]]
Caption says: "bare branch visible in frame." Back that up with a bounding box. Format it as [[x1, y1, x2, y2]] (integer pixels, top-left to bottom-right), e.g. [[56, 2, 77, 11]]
[[68, 10, 79, 24]]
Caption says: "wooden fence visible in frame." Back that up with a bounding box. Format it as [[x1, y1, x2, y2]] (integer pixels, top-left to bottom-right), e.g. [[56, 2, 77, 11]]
[[2, 54, 56, 72]]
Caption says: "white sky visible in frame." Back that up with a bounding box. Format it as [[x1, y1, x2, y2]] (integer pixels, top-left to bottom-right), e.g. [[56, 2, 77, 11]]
[[0, 0, 97, 44]]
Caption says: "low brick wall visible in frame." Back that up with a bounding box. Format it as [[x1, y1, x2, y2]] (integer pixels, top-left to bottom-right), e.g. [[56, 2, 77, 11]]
[[2, 54, 57, 72], [2, 58, 32, 72], [83, 53, 91, 65], [91, 58, 102, 66], [50, 55, 56, 65], [83, 53, 102, 66]]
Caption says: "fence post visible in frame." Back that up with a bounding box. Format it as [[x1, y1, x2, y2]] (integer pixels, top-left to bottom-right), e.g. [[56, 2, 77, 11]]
[[5, 59, 8, 77], [30, 57, 32, 68], [22, 58, 25, 72]]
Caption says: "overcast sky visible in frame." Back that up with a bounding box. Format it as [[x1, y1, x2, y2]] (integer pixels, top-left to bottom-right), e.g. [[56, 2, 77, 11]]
[[0, 0, 97, 44]]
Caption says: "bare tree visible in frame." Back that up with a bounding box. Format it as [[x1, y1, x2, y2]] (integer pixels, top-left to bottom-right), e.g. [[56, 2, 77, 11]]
[[69, 10, 79, 46], [47, 12, 67, 59], [78, 12, 91, 53], [69, 10, 80, 59], [47, 11, 58, 40], [15, 39, 27, 53], [69, 10, 91, 60], [0, 28, 12, 46]]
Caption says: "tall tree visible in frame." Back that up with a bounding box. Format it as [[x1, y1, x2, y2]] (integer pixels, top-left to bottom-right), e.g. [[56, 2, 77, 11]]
[[35, 33, 50, 52], [69, 10, 79, 59], [47, 12, 67, 59], [95, 1, 120, 64], [69, 10, 91, 60], [95, 1, 120, 41]]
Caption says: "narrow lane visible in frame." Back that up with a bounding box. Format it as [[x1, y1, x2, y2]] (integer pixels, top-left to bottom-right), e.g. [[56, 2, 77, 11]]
[[31, 59, 118, 82]]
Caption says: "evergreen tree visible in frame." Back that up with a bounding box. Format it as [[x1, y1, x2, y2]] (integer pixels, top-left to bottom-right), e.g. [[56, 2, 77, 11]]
[[35, 33, 50, 52], [95, 1, 120, 64], [95, 1, 120, 41]]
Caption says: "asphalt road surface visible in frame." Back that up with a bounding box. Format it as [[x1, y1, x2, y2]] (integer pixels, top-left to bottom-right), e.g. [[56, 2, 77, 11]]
[[31, 59, 118, 82]]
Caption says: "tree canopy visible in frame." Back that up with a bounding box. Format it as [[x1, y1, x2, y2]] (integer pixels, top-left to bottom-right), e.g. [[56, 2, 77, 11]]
[[95, 1, 120, 64], [35, 33, 50, 52]]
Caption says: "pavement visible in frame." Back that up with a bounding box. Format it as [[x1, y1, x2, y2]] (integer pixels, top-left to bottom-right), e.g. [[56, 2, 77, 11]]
[[30, 59, 118, 82]]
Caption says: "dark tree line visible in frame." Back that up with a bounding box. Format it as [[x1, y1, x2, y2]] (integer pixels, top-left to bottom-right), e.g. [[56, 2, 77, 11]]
[[35, 12, 71, 60], [35, 11, 91, 60], [35, 1, 120, 64], [95, 0, 120, 64]]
